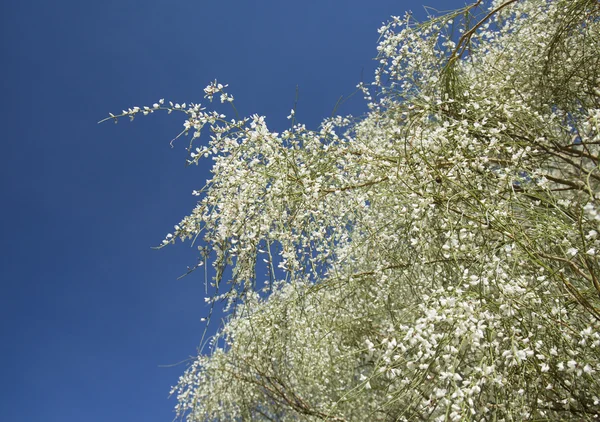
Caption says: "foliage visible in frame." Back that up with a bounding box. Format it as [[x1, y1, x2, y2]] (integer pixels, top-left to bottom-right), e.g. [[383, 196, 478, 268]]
[[104, 0, 600, 420]]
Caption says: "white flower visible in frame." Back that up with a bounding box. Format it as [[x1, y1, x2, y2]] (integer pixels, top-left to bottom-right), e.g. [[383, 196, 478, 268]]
[[105, 2, 600, 419]]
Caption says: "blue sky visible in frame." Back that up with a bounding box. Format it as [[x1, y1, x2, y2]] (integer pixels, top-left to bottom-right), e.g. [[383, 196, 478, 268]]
[[2, 0, 461, 420]]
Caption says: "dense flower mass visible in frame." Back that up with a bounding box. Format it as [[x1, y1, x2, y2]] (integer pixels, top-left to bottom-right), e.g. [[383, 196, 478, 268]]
[[105, 0, 600, 420]]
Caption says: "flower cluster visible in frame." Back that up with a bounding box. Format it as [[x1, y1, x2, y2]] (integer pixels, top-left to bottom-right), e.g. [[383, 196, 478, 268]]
[[107, 0, 600, 420]]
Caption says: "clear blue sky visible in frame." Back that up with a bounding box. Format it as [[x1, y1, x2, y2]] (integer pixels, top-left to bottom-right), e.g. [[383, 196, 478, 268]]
[[1, 0, 461, 420]]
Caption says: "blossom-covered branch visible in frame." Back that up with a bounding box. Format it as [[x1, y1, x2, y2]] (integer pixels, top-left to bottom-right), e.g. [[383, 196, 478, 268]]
[[106, 0, 600, 420]]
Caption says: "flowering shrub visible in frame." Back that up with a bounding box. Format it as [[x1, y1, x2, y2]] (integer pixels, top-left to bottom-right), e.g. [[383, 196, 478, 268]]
[[104, 0, 600, 420]]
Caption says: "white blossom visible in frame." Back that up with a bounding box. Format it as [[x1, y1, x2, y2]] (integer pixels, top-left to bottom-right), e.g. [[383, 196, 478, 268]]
[[104, 1, 600, 420]]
